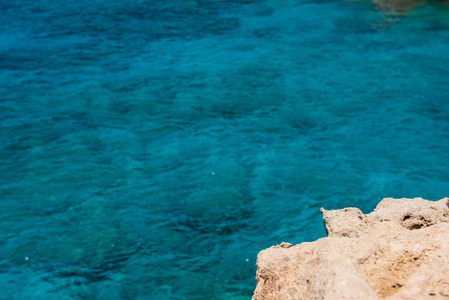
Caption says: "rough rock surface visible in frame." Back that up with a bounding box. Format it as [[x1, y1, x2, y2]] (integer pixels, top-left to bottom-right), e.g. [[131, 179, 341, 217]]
[[252, 197, 449, 300]]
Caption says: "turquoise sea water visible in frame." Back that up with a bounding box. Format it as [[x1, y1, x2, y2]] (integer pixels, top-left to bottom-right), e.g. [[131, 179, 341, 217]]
[[1, 0, 449, 299]]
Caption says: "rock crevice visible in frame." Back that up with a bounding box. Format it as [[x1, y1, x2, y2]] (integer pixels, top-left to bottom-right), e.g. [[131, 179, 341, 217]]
[[253, 197, 449, 300]]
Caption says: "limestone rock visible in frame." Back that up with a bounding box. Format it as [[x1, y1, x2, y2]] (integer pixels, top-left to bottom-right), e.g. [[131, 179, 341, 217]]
[[253, 197, 449, 300]]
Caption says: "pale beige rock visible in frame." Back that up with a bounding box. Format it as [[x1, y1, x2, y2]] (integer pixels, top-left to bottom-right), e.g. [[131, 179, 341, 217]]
[[253, 197, 449, 300]]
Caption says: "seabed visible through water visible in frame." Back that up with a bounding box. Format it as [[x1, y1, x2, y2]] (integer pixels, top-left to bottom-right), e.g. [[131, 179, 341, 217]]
[[1, 0, 449, 298]]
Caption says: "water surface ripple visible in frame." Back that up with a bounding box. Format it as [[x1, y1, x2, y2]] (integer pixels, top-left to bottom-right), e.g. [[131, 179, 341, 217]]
[[1, 0, 449, 299]]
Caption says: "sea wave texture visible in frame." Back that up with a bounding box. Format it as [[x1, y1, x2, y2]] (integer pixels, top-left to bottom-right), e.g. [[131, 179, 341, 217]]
[[1, 0, 449, 299]]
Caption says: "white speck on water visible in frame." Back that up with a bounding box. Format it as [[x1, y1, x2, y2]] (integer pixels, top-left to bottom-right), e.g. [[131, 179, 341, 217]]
[[246, 259, 249, 262], [211, 172, 215, 175], [25, 257, 29, 261]]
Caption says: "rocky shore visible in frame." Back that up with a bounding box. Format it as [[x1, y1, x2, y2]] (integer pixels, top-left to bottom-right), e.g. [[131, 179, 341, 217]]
[[252, 197, 449, 299]]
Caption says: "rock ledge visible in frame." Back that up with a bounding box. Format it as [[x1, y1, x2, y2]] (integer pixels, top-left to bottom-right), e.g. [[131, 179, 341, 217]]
[[252, 197, 449, 300]]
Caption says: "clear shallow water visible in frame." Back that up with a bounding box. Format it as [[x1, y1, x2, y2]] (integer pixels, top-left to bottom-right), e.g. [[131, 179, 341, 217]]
[[1, 0, 449, 298]]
